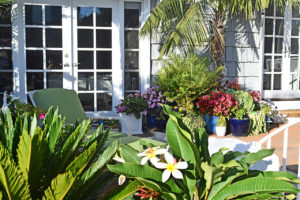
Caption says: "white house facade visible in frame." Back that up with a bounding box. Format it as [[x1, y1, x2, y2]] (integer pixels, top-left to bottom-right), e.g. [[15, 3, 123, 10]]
[[0, 0, 300, 117]]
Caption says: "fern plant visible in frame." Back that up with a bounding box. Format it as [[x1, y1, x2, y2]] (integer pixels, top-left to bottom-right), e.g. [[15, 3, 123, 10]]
[[0, 107, 119, 200], [156, 53, 223, 110]]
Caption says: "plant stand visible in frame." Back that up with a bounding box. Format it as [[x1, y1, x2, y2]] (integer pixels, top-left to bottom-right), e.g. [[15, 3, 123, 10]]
[[119, 113, 143, 135]]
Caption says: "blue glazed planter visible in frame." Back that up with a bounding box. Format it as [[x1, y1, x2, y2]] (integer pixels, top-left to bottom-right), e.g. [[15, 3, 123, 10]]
[[229, 118, 250, 137], [265, 115, 271, 130], [147, 116, 168, 130], [204, 115, 218, 134]]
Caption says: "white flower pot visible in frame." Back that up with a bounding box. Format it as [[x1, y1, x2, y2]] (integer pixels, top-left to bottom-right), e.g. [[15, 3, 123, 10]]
[[216, 126, 226, 137], [119, 113, 143, 135]]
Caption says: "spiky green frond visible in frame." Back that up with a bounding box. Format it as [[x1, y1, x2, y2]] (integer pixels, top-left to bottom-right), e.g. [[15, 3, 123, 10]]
[[0, 142, 31, 200]]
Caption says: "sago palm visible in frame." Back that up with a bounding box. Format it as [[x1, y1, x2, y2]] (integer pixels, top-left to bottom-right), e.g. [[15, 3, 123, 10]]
[[141, 0, 300, 67]]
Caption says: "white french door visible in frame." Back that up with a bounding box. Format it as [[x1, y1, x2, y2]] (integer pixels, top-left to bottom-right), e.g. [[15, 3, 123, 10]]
[[263, 4, 300, 98]]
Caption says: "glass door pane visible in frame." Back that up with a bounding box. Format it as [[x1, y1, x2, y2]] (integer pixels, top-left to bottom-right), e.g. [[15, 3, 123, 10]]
[[25, 4, 64, 92], [75, 6, 113, 112]]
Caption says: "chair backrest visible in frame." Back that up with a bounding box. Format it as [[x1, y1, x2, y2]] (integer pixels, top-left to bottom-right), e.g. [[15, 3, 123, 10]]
[[33, 88, 87, 124]]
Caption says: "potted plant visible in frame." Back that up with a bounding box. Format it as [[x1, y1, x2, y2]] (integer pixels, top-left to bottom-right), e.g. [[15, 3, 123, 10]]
[[116, 92, 148, 135], [216, 116, 227, 136], [229, 108, 250, 137]]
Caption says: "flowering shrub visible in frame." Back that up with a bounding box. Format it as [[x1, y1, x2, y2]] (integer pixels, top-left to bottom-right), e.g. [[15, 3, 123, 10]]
[[116, 92, 148, 119], [249, 90, 262, 102], [225, 78, 240, 90], [196, 91, 238, 116], [142, 86, 166, 119]]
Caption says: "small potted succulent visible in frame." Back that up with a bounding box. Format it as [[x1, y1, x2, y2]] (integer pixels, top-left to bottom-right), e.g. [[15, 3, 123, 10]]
[[229, 108, 250, 137], [116, 92, 148, 135], [216, 116, 227, 136]]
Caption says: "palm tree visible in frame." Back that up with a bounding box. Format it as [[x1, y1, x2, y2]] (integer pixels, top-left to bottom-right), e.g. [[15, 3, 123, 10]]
[[140, 0, 300, 68]]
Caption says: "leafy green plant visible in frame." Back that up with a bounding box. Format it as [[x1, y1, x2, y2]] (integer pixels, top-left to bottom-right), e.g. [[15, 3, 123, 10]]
[[233, 108, 247, 120], [216, 116, 226, 127], [233, 90, 255, 113], [248, 111, 267, 136], [107, 104, 300, 199], [182, 112, 206, 132], [0, 107, 119, 200], [156, 54, 222, 110]]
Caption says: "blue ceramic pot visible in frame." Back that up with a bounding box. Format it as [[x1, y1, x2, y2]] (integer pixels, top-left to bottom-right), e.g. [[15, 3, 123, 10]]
[[229, 118, 250, 137], [265, 115, 271, 130], [147, 116, 168, 130], [204, 115, 218, 134]]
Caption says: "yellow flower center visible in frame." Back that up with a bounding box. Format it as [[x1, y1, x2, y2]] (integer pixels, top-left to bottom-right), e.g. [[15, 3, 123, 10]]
[[145, 148, 156, 159], [166, 163, 176, 172]]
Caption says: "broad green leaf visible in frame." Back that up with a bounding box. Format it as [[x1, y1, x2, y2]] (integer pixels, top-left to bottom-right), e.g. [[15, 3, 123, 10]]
[[47, 109, 64, 153], [120, 145, 141, 164], [201, 162, 223, 193], [210, 150, 224, 167], [240, 149, 274, 166], [136, 177, 162, 192], [66, 141, 97, 176], [29, 115, 37, 137], [212, 177, 300, 200], [0, 142, 31, 200], [108, 163, 182, 194], [194, 128, 209, 163], [42, 172, 76, 200], [108, 180, 140, 200], [5, 109, 14, 155]]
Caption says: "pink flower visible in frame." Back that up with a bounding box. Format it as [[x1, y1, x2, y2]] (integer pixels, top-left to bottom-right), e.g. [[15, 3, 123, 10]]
[[39, 113, 46, 120]]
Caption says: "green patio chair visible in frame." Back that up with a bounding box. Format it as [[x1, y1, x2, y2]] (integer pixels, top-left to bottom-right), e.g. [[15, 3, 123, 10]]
[[28, 88, 143, 146]]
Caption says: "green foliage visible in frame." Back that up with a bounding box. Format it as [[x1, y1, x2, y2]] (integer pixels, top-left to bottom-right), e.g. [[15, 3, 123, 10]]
[[234, 90, 255, 113], [156, 54, 222, 110], [0, 107, 119, 200], [182, 112, 206, 132], [248, 111, 267, 136], [108, 104, 300, 200], [116, 94, 148, 119], [216, 116, 226, 127], [233, 109, 247, 120]]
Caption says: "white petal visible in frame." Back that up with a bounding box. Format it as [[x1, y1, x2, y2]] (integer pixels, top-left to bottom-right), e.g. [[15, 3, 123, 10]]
[[162, 170, 171, 182], [172, 169, 183, 179], [113, 157, 125, 163], [164, 152, 174, 164], [137, 152, 146, 157], [176, 161, 188, 169], [140, 156, 149, 165], [154, 162, 167, 169], [150, 157, 159, 165], [155, 148, 168, 155], [118, 175, 126, 185]]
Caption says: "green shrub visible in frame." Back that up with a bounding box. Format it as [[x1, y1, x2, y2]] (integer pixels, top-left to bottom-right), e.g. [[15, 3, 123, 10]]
[[233, 90, 255, 113], [0, 108, 119, 200], [108, 105, 300, 200], [182, 112, 206, 132], [156, 54, 223, 110]]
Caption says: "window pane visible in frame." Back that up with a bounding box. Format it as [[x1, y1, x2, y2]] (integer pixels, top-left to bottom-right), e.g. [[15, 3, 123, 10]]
[[273, 74, 281, 90], [46, 51, 62, 69], [26, 50, 43, 69], [292, 20, 300, 36], [25, 5, 42, 25], [0, 6, 11, 24], [78, 93, 94, 111], [78, 72, 94, 91], [96, 30, 111, 48], [96, 8, 112, 27], [78, 51, 93, 69], [274, 38, 283, 54], [27, 72, 43, 91], [265, 4, 274, 16], [276, 6, 284, 17], [125, 51, 139, 69], [0, 50, 12, 70], [125, 9, 139, 28], [97, 72, 112, 90], [96, 51, 111, 69], [97, 93, 112, 111], [46, 28, 62, 48], [0, 27, 11, 47], [125, 30, 139, 49], [290, 74, 298, 90], [274, 56, 282, 72], [292, 6, 300, 18], [264, 37, 273, 53], [0, 72, 12, 92], [26, 28, 42, 47], [291, 38, 299, 54], [45, 6, 62, 25], [290, 56, 299, 72], [275, 19, 284, 36], [125, 72, 139, 90], [47, 72, 63, 88], [77, 7, 93, 26], [263, 74, 271, 90], [264, 56, 272, 72], [78, 29, 93, 48], [265, 19, 273, 35]]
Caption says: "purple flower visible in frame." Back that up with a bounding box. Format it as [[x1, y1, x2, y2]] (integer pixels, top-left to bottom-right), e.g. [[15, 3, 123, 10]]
[[142, 110, 147, 116]]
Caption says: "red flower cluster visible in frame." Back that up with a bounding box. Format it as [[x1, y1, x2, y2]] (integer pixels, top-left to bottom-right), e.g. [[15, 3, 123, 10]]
[[226, 78, 241, 90], [249, 90, 262, 102], [196, 91, 238, 116], [136, 187, 160, 200]]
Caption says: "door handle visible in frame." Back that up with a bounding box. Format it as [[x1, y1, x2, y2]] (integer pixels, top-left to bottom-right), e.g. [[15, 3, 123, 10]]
[[64, 63, 70, 67]]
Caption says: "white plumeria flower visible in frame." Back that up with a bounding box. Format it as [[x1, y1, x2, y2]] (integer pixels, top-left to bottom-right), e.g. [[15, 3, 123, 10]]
[[154, 152, 188, 183], [118, 175, 126, 185], [137, 146, 167, 165]]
